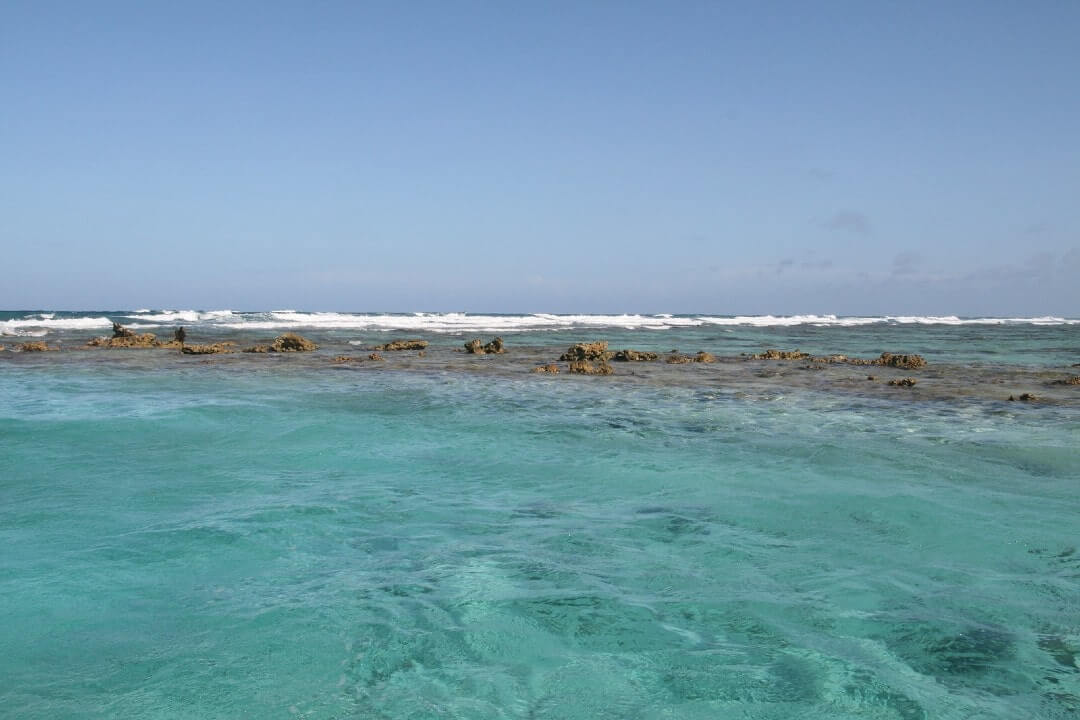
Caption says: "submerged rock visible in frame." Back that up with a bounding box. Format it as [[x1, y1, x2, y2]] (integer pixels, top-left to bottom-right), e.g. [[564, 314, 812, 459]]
[[464, 337, 505, 354], [244, 333, 318, 353], [560, 341, 611, 362], [533, 363, 560, 374], [181, 342, 236, 355], [751, 349, 810, 360], [568, 359, 613, 375], [331, 355, 361, 364], [694, 351, 717, 363], [665, 354, 693, 364], [1009, 393, 1039, 402], [16, 341, 54, 352], [888, 378, 918, 387], [1050, 375, 1080, 386], [368, 352, 384, 361], [375, 339, 428, 351], [612, 349, 658, 362]]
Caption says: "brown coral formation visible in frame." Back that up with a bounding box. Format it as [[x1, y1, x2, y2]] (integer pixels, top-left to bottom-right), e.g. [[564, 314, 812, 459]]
[[694, 351, 717, 363], [464, 337, 505, 354], [568, 359, 614, 375], [244, 333, 318, 353], [181, 342, 236, 355], [888, 378, 918, 387], [533, 363, 560, 374], [375, 339, 428, 351], [612, 349, 658, 362], [16, 341, 54, 352], [872, 352, 927, 370], [751, 349, 810, 360], [666, 354, 693, 364], [368, 352, 384, 361], [560, 341, 611, 362], [331, 355, 361, 364], [87, 322, 161, 348], [1050, 376, 1080, 386]]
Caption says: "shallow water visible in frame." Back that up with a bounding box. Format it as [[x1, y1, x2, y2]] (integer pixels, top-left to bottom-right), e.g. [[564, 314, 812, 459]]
[[2, 316, 1079, 718]]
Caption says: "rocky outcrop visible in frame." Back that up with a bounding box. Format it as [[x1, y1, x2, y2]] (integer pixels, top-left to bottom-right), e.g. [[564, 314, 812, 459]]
[[87, 332, 160, 348], [244, 333, 318, 353], [568, 359, 613, 375], [560, 341, 611, 362], [1050, 376, 1080, 386], [694, 351, 717, 363], [1009, 393, 1039, 402], [368, 352, 384, 361], [666, 354, 692, 364], [331, 355, 362, 364], [751, 349, 810, 360], [464, 337, 505, 354], [612, 349, 658, 362], [375, 339, 428, 351], [888, 378, 917, 387], [112, 322, 135, 338], [533, 363, 560, 374], [872, 352, 926, 370], [16, 341, 54, 352], [181, 342, 236, 355]]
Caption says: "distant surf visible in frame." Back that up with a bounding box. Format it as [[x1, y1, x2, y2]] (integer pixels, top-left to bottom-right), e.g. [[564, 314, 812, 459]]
[[2, 310, 1078, 336]]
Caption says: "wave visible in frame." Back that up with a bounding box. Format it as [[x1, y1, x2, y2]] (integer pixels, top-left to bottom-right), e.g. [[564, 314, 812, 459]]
[[3, 311, 1077, 336], [120, 309, 236, 323], [1, 315, 113, 336]]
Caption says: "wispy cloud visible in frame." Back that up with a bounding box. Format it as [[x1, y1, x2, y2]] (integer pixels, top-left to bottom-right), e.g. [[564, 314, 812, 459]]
[[891, 251, 922, 276], [823, 211, 872, 236]]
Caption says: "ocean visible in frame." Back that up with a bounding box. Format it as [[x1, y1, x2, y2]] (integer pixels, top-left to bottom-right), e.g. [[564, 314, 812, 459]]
[[1, 311, 1078, 718]]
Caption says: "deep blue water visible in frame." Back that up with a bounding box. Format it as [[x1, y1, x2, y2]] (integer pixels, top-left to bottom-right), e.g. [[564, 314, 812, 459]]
[[1, 314, 1078, 718]]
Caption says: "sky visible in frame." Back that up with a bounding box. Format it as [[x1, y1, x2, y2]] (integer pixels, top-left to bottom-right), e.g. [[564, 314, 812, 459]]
[[2, 1, 1078, 315]]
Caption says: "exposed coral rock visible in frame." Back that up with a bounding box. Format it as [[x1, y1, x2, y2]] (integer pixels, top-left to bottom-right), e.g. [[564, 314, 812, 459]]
[[375, 339, 428, 351], [1050, 375, 1080, 386], [368, 352, 384, 361], [873, 352, 927, 370], [751, 349, 810, 360], [612, 349, 659, 362], [244, 333, 318, 353], [694, 351, 717, 363], [112, 322, 135, 338], [87, 333, 160, 348], [888, 378, 917, 387], [418, 350, 426, 357], [811, 354, 850, 364], [867, 375, 876, 381], [560, 341, 611, 362], [533, 363, 560, 374], [331, 355, 361, 364], [0, 344, 5, 352], [665, 354, 693, 364], [464, 337, 505, 354], [568, 359, 613, 375], [17, 341, 54, 352], [181, 342, 236, 355]]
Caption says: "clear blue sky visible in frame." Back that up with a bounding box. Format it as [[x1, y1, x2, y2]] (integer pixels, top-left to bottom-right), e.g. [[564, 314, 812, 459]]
[[2, 1, 1078, 314]]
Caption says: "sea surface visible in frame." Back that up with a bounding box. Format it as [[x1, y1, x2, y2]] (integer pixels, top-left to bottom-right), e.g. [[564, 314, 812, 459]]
[[1, 311, 1078, 718]]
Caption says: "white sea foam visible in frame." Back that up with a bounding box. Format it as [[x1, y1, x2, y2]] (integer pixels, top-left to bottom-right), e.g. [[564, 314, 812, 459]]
[[1, 315, 113, 335], [3, 311, 1076, 336], [121, 310, 236, 324]]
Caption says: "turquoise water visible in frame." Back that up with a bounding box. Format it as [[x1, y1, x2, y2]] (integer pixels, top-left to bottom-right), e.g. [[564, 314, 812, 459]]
[[2, 319, 1079, 718]]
